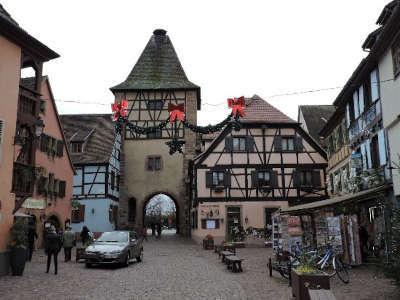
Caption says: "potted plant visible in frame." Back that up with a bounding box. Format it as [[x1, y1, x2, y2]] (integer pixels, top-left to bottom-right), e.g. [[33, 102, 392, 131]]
[[291, 253, 330, 300], [203, 234, 214, 250], [8, 219, 28, 276]]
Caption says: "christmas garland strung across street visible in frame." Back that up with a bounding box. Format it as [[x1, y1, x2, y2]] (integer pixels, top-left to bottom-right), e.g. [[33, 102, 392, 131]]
[[112, 96, 246, 155]]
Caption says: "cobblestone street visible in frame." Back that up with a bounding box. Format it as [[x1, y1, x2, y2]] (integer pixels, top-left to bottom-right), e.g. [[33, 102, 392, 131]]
[[0, 236, 398, 300]]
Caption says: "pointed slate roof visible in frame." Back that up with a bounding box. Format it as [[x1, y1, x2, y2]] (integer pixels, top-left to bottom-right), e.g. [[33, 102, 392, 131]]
[[298, 105, 335, 147], [60, 114, 116, 165], [241, 95, 296, 124], [111, 29, 199, 92]]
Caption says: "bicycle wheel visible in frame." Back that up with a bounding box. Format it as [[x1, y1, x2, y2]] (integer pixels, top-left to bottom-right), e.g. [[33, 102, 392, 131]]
[[333, 256, 350, 284]]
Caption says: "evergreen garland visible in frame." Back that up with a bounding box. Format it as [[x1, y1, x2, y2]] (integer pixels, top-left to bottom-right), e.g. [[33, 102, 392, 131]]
[[386, 208, 400, 285]]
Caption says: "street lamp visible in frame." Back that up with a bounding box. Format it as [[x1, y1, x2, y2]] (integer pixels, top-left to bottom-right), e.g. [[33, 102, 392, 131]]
[[34, 118, 45, 137]]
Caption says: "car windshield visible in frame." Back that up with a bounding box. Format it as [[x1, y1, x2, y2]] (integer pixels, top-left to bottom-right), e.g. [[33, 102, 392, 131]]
[[96, 232, 128, 243]]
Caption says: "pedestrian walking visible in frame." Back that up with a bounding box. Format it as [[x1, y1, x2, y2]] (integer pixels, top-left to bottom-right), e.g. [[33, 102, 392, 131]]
[[151, 223, 156, 236], [27, 220, 38, 262], [80, 226, 91, 246], [142, 226, 148, 241], [63, 226, 75, 262], [157, 223, 162, 239], [45, 225, 62, 275]]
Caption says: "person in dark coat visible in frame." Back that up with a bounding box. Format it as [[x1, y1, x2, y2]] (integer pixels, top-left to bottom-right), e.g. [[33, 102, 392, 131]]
[[151, 223, 156, 236], [45, 225, 62, 275], [80, 226, 90, 246], [157, 223, 162, 239], [27, 221, 38, 262], [63, 226, 75, 262]]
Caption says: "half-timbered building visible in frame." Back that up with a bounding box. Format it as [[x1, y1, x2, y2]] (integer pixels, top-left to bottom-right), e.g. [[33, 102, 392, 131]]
[[190, 95, 328, 243], [60, 114, 121, 235], [111, 29, 200, 234]]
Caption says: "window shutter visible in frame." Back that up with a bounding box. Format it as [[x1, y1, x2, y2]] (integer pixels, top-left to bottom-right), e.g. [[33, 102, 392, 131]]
[[312, 170, 321, 187], [346, 103, 351, 128], [205, 171, 213, 188], [245, 136, 255, 152], [37, 176, 47, 195], [225, 137, 233, 152], [251, 170, 258, 188], [40, 134, 47, 152], [59, 181, 66, 198], [274, 136, 282, 151], [378, 129, 387, 166], [271, 171, 279, 188], [224, 171, 231, 187], [56, 140, 64, 157], [54, 179, 59, 196], [293, 170, 300, 188], [79, 204, 85, 222], [295, 136, 303, 152], [353, 91, 359, 119], [361, 143, 367, 170], [358, 86, 364, 114], [48, 173, 54, 194], [370, 69, 380, 102]]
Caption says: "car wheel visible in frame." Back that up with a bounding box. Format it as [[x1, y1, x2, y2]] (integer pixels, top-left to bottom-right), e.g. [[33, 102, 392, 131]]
[[85, 263, 92, 268], [124, 253, 130, 267], [136, 249, 143, 262]]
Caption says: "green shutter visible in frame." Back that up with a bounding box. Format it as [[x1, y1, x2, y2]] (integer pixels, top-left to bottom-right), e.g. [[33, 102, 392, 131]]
[[251, 170, 258, 188], [295, 136, 304, 152], [271, 171, 279, 188], [205, 171, 213, 188], [245, 136, 255, 152], [293, 170, 300, 188], [224, 171, 231, 187], [312, 170, 321, 187], [274, 136, 282, 151], [225, 136, 233, 152]]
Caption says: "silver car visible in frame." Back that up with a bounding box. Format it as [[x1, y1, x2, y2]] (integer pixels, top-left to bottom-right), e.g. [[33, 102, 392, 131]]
[[83, 231, 143, 267]]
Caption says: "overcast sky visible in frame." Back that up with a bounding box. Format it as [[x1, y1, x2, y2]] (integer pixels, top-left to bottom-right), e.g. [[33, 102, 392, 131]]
[[3, 0, 389, 124]]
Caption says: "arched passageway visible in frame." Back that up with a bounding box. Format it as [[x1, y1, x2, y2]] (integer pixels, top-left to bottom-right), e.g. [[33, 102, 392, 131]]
[[143, 193, 178, 236]]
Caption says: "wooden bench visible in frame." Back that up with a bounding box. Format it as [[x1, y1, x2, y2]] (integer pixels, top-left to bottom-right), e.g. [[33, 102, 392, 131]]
[[220, 251, 235, 263], [308, 289, 336, 300], [226, 255, 243, 273], [223, 244, 236, 254]]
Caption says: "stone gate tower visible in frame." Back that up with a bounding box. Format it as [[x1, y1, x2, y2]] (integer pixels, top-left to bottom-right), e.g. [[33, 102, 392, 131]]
[[111, 29, 200, 235]]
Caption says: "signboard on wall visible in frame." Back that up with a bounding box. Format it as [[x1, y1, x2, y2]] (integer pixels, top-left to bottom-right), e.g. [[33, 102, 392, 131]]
[[22, 198, 46, 210], [200, 205, 220, 219]]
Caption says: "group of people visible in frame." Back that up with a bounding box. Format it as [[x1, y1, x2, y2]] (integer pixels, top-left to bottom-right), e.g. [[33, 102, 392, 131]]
[[148, 223, 162, 239], [27, 222, 93, 275]]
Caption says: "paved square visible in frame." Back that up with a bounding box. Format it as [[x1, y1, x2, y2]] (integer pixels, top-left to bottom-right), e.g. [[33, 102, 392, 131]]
[[0, 236, 398, 299]]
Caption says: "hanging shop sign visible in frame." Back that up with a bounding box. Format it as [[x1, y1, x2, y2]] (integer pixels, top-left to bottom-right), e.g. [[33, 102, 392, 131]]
[[113, 97, 245, 155]]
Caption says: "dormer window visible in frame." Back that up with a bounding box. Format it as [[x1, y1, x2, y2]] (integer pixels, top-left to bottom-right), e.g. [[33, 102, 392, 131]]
[[71, 142, 83, 153]]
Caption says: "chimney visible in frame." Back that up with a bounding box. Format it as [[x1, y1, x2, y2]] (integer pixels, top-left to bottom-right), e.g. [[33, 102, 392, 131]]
[[153, 29, 167, 45]]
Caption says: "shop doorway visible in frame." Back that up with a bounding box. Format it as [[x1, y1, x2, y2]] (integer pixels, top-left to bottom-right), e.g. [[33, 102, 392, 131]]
[[226, 206, 241, 238], [143, 193, 178, 236]]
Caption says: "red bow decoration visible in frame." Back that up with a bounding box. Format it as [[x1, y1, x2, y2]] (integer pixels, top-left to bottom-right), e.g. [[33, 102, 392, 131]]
[[168, 103, 185, 123], [228, 96, 245, 118], [111, 100, 128, 121]]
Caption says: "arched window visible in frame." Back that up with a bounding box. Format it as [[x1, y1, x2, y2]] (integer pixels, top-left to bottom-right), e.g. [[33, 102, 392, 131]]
[[128, 198, 136, 222]]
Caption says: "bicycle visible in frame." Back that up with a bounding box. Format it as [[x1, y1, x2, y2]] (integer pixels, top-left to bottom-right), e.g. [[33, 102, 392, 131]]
[[313, 244, 350, 284]]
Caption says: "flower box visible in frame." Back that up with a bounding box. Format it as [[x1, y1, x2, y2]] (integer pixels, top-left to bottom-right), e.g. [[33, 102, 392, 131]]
[[291, 270, 330, 300]]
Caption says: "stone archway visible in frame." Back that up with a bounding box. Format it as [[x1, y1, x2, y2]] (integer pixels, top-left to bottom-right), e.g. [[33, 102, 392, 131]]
[[142, 192, 179, 235]]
